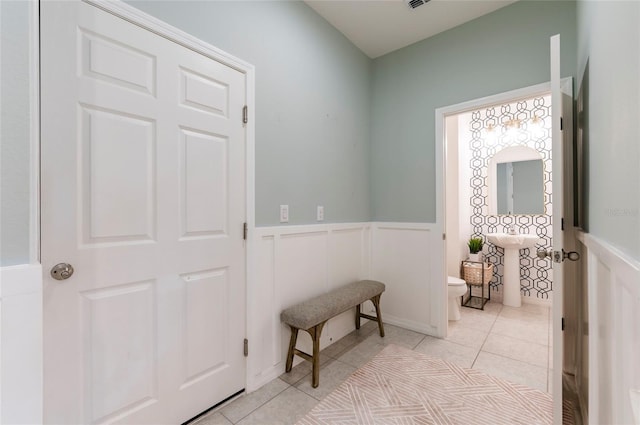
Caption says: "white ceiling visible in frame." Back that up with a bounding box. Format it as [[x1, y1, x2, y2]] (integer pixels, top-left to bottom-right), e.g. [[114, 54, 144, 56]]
[[305, 0, 518, 58]]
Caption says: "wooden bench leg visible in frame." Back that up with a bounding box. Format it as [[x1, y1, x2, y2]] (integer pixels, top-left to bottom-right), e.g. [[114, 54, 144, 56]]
[[355, 295, 386, 337], [284, 322, 327, 388], [308, 321, 326, 388], [371, 294, 385, 337], [285, 326, 299, 373]]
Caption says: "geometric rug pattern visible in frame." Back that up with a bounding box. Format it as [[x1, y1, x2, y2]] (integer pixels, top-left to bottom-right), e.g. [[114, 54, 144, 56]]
[[297, 344, 553, 425]]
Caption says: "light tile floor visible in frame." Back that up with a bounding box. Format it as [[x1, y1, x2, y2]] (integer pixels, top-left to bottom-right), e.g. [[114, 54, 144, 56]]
[[190, 300, 552, 425]]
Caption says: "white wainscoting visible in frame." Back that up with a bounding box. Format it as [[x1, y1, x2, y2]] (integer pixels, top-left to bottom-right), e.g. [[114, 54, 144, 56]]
[[371, 223, 444, 337], [578, 232, 640, 425], [247, 223, 372, 391], [0, 264, 43, 425], [246, 221, 444, 391]]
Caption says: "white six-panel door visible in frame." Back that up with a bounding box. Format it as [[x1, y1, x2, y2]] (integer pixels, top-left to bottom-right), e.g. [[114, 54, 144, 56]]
[[41, 2, 246, 423]]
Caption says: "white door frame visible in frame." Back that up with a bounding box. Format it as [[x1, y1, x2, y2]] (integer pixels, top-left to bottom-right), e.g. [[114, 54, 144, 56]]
[[45, 0, 256, 390], [434, 80, 566, 336], [28, 0, 40, 263]]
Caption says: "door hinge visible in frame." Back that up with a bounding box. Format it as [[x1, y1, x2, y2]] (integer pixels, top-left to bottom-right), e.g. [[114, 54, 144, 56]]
[[243, 222, 248, 240], [561, 317, 565, 331], [561, 218, 564, 231], [560, 117, 563, 130], [242, 105, 248, 124], [244, 338, 248, 357], [442, 233, 446, 241]]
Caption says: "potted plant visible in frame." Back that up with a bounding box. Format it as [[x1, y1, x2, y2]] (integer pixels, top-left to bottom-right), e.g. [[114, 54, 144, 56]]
[[468, 237, 484, 262]]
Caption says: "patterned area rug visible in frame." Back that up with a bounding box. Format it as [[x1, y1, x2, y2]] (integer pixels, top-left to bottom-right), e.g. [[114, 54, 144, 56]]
[[297, 344, 553, 425]]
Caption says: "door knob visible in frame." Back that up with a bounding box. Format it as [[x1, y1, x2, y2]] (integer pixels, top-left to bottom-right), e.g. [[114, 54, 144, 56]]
[[537, 249, 580, 263], [563, 250, 580, 261], [537, 249, 553, 259], [50, 263, 74, 280]]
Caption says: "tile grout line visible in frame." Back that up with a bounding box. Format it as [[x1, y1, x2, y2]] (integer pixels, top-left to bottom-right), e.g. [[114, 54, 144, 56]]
[[215, 304, 557, 424], [471, 303, 502, 368], [274, 324, 384, 404], [482, 304, 550, 393], [479, 347, 550, 369], [223, 381, 292, 425], [410, 334, 427, 350]]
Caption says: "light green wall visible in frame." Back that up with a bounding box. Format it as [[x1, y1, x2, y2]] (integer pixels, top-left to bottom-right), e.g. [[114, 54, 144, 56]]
[[2, 0, 585, 265], [1, 1, 32, 266], [127, 1, 372, 226], [576, 1, 640, 260], [370, 0, 577, 222]]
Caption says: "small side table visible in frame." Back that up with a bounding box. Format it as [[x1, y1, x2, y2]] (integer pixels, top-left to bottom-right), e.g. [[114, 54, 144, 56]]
[[460, 260, 493, 310]]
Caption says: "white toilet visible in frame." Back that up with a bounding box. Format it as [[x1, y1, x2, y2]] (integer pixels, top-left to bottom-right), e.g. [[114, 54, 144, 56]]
[[448, 276, 468, 321]]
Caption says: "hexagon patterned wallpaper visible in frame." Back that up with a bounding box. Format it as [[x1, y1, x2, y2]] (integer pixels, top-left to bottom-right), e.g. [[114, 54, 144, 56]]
[[469, 95, 553, 300]]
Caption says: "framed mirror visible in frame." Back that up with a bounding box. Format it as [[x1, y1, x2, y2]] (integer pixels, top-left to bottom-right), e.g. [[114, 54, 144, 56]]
[[488, 146, 545, 215]]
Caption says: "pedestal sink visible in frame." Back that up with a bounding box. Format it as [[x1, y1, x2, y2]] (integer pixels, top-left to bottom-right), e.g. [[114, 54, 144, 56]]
[[486, 233, 541, 307]]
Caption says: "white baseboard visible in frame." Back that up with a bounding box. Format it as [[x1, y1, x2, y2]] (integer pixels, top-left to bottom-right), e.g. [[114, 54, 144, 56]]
[[383, 314, 438, 336], [246, 365, 283, 393]]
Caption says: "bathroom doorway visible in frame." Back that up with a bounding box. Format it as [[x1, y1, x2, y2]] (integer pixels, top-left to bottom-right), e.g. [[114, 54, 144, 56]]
[[445, 92, 554, 308], [435, 74, 576, 423], [435, 75, 577, 384], [439, 85, 555, 393], [435, 36, 579, 424]]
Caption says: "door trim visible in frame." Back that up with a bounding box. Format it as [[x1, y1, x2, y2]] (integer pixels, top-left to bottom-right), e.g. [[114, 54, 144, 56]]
[[85, 0, 253, 73], [29, 0, 40, 264]]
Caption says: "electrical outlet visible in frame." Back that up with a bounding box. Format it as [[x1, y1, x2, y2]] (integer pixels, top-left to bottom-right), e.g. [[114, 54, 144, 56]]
[[280, 205, 289, 223], [317, 205, 324, 221]]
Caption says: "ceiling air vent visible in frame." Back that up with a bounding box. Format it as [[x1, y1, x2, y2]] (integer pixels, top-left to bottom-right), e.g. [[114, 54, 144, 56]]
[[406, 0, 430, 9]]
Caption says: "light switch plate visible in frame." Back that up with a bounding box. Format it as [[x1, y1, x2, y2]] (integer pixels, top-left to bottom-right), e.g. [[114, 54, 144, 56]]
[[280, 205, 289, 223], [317, 205, 324, 221]]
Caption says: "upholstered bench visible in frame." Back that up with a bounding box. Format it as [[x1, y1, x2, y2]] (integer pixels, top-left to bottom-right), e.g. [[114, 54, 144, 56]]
[[280, 280, 385, 388]]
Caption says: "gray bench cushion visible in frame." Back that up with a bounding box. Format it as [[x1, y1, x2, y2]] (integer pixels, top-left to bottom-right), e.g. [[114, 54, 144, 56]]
[[280, 280, 385, 330]]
